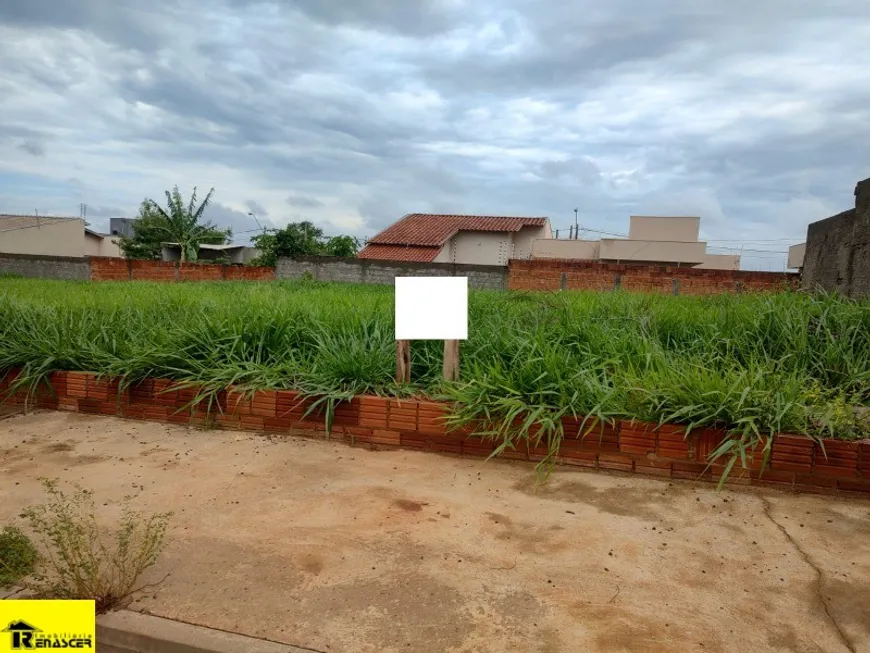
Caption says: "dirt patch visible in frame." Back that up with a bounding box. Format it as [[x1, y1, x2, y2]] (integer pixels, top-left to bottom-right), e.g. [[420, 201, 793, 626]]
[[512, 477, 672, 520], [766, 626, 827, 653], [579, 604, 725, 653], [299, 571, 475, 652], [297, 553, 324, 576], [825, 578, 870, 637], [394, 498, 425, 512], [1, 411, 869, 653], [42, 441, 75, 453]]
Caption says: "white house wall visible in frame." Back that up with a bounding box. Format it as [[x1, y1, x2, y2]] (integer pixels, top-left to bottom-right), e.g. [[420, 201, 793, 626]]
[[628, 216, 700, 242], [0, 219, 87, 257], [451, 231, 511, 265], [84, 233, 122, 258], [532, 239, 600, 260], [432, 243, 452, 263], [512, 226, 548, 260]]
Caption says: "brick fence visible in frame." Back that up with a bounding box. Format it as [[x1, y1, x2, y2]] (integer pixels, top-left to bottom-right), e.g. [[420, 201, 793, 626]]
[[2, 370, 867, 498], [0, 252, 91, 280], [3, 254, 801, 296], [509, 259, 800, 294], [276, 256, 508, 290], [89, 257, 275, 281]]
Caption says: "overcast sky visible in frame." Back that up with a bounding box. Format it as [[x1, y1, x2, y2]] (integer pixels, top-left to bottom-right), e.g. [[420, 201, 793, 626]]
[[1, 1, 868, 269]]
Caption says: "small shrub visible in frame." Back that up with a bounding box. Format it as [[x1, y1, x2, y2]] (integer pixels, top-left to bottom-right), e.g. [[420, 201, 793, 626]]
[[21, 479, 172, 613], [0, 526, 38, 587]]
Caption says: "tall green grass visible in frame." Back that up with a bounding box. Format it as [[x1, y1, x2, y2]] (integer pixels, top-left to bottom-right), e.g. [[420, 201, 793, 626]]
[[1, 279, 868, 467]]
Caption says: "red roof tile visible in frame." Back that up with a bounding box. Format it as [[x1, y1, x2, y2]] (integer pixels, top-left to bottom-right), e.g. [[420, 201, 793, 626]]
[[368, 214, 549, 247], [357, 244, 441, 262]]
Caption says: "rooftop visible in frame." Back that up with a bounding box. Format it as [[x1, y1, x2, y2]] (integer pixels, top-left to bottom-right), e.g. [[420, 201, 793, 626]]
[[367, 213, 548, 247], [0, 214, 80, 232], [357, 244, 442, 263]]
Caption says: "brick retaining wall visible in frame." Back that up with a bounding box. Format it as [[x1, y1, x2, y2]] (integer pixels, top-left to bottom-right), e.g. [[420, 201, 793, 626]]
[[2, 370, 867, 498], [510, 259, 800, 294]]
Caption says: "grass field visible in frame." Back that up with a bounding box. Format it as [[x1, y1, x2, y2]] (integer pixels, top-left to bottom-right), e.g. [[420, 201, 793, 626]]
[[2, 279, 869, 463]]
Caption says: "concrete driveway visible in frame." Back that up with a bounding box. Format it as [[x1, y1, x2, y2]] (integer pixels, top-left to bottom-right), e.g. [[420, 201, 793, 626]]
[[1, 410, 868, 653]]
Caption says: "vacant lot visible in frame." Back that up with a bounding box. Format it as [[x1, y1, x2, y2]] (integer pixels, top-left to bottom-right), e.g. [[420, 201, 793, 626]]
[[2, 410, 868, 653], [3, 279, 870, 448]]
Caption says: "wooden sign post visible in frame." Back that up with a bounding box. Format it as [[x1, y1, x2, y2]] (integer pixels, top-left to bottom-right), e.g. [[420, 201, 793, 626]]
[[396, 340, 411, 384], [442, 340, 460, 382], [394, 276, 467, 385], [395, 339, 460, 383]]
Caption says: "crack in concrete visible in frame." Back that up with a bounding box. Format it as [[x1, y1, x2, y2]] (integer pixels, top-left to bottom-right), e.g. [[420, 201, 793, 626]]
[[760, 496, 856, 653]]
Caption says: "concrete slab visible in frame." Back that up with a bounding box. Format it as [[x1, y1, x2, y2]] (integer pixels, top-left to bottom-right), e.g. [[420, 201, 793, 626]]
[[1, 410, 869, 653]]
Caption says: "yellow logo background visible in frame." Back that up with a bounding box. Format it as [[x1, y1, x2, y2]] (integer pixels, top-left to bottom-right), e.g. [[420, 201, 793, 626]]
[[0, 600, 95, 651]]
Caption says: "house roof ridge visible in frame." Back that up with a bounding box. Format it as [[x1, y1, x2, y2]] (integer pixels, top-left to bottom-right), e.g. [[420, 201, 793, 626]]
[[367, 213, 549, 248]]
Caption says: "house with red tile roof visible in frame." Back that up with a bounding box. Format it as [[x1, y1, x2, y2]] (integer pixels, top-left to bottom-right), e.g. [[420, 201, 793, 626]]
[[358, 214, 552, 266]]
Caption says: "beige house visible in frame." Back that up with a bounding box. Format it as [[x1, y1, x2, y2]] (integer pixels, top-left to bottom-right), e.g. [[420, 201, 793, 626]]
[[358, 214, 552, 266], [1, 215, 122, 258], [532, 216, 740, 270]]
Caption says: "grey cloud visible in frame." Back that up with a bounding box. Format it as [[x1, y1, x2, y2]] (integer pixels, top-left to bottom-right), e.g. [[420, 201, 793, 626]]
[[83, 205, 125, 218], [203, 202, 273, 243], [17, 140, 45, 156], [284, 0, 462, 35], [286, 195, 324, 209], [0, 125, 47, 145], [1, 0, 869, 269], [539, 158, 601, 185], [245, 200, 268, 217], [0, 0, 170, 52]]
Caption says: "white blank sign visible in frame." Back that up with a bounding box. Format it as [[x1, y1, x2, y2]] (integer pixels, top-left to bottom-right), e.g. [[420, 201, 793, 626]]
[[395, 277, 468, 340]]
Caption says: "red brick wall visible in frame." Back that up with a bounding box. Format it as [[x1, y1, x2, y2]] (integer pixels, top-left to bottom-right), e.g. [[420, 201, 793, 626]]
[[89, 257, 276, 282], [2, 370, 866, 498], [130, 259, 177, 282], [509, 259, 800, 295], [224, 265, 276, 281], [178, 263, 223, 282], [89, 257, 130, 281]]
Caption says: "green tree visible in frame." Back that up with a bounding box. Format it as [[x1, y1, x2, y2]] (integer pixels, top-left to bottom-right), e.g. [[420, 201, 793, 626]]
[[118, 187, 231, 261], [323, 235, 360, 258], [251, 221, 357, 266]]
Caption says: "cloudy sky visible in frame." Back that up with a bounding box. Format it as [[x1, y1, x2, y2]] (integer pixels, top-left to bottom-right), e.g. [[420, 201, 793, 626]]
[[1, 0, 868, 269]]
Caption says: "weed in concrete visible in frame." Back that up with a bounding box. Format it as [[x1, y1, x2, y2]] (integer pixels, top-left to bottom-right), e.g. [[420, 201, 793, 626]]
[[21, 478, 172, 613], [0, 525, 38, 587]]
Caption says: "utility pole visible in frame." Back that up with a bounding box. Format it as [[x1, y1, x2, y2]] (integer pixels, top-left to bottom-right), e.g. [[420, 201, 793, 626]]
[[574, 208, 579, 239], [247, 212, 265, 233]]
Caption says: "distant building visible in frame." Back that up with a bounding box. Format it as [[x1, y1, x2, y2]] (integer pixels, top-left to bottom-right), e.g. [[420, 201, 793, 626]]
[[0, 214, 122, 257], [788, 243, 806, 271], [358, 213, 552, 266], [109, 217, 136, 238], [531, 216, 740, 270], [161, 243, 260, 264], [84, 228, 123, 257]]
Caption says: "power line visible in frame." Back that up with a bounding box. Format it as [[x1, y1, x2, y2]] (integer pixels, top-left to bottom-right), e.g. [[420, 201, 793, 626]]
[[708, 247, 789, 254], [706, 238, 804, 243]]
